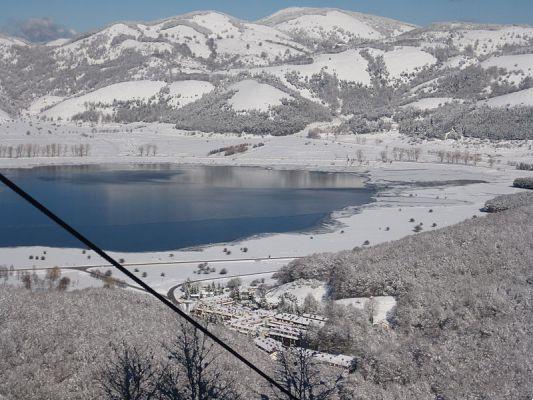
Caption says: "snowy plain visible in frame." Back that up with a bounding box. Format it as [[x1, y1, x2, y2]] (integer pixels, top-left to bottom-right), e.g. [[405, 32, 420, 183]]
[[1, 118, 532, 295]]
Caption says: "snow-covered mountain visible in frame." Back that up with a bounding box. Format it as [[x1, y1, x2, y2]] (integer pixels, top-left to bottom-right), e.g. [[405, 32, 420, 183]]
[[0, 8, 532, 138], [260, 7, 415, 45]]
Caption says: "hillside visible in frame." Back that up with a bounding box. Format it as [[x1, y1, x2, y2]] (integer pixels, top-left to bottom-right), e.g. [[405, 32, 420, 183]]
[[0, 288, 269, 400], [275, 193, 533, 399], [259, 7, 415, 45], [0, 8, 532, 137]]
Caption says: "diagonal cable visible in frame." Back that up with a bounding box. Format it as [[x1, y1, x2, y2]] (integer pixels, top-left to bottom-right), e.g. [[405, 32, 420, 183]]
[[0, 172, 297, 400]]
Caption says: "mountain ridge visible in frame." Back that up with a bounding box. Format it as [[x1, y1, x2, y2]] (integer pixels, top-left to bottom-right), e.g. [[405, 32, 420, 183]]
[[0, 7, 532, 139]]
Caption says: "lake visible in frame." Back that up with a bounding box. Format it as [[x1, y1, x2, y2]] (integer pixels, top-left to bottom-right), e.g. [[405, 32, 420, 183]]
[[0, 165, 375, 252]]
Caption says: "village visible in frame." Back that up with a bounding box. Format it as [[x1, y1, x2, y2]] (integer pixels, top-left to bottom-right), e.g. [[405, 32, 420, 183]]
[[176, 275, 396, 369]]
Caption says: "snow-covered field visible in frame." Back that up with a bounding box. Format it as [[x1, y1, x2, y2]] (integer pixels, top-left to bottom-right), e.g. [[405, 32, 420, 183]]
[[43, 81, 167, 120], [403, 97, 461, 110], [0, 108, 10, 122], [228, 80, 290, 112], [1, 119, 532, 295], [40, 79, 215, 120], [480, 88, 533, 108]]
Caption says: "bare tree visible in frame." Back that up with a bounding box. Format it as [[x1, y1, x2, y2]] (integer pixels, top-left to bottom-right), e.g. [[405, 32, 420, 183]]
[[274, 336, 343, 400], [99, 342, 161, 400], [414, 147, 421, 162], [166, 321, 241, 400], [156, 366, 185, 400], [46, 266, 61, 288], [57, 276, 71, 291], [356, 149, 365, 164]]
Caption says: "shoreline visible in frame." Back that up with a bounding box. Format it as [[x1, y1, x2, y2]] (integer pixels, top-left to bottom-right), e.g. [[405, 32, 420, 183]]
[[1, 163, 525, 295], [1, 124, 531, 293]]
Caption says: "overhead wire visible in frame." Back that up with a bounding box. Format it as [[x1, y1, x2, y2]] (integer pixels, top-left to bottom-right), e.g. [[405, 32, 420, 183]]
[[0, 172, 298, 400]]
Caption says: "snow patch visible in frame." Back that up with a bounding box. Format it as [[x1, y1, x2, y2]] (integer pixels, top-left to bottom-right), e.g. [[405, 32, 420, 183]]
[[46, 38, 70, 47], [266, 279, 327, 305], [167, 80, 214, 107], [481, 88, 533, 108], [27, 95, 65, 115], [402, 97, 461, 110], [228, 80, 290, 112], [482, 54, 533, 77], [379, 46, 437, 80], [335, 296, 396, 323], [43, 81, 166, 120], [275, 10, 384, 41], [0, 108, 11, 122]]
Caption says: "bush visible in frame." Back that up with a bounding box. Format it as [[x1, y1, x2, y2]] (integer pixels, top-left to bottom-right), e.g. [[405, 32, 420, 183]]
[[513, 177, 533, 190], [484, 191, 533, 212]]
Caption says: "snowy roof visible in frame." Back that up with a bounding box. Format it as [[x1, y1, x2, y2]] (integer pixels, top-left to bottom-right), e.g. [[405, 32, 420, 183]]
[[254, 337, 284, 353]]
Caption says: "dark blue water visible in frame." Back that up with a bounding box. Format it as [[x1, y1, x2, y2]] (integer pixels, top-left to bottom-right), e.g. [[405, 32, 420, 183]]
[[0, 165, 374, 252]]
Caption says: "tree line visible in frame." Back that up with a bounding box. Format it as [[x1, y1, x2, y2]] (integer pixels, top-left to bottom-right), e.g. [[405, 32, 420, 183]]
[[0, 143, 90, 158]]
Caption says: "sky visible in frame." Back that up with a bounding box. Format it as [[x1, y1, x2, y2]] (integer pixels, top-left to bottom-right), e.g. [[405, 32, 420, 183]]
[[1, 0, 532, 35]]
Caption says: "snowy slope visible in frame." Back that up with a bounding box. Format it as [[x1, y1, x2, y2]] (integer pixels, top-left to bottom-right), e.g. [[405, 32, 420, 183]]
[[0, 108, 11, 122], [442, 55, 478, 70], [43, 81, 167, 120], [0, 34, 26, 48], [0, 34, 26, 60], [241, 45, 435, 100], [481, 88, 533, 108], [377, 46, 437, 81], [1, 7, 532, 123], [406, 23, 533, 57], [27, 95, 65, 115], [402, 97, 461, 110], [227, 80, 291, 112], [481, 53, 533, 86], [238, 48, 372, 99], [55, 11, 307, 69], [260, 7, 415, 43], [166, 80, 214, 108], [46, 38, 70, 47], [41, 80, 216, 120]]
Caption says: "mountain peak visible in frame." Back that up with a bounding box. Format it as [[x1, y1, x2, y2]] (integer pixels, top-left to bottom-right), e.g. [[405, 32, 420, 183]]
[[258, 7, 416, 41]]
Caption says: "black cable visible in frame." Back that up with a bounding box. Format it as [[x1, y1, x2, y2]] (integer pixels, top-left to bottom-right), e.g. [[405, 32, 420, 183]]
[[0, 172, 298, 400]]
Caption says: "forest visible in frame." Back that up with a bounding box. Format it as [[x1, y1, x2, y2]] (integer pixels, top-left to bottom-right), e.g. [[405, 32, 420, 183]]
[[274, 191, 533, 399], [396, 104, 533, 140]]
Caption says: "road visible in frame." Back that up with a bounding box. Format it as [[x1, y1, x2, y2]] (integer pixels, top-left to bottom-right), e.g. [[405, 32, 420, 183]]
[[12, 255, 301, 272], [166, 269, 280, 303], [13, 255, 298, 302]]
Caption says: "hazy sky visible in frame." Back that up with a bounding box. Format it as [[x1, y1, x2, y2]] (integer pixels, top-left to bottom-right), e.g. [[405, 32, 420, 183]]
[[2, 0, 532, 34]]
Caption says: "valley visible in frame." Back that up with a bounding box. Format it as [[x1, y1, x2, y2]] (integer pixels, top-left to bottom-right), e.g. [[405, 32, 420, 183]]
[[1, 5, 533, 399]]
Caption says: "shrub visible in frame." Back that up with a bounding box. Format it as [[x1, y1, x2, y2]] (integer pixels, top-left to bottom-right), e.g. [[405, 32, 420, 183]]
[[513, 177, 533, 190], [483, 191, 533, 212]]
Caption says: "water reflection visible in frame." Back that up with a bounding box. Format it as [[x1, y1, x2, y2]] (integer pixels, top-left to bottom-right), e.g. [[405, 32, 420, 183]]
[[0, 165, 374, 252]]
